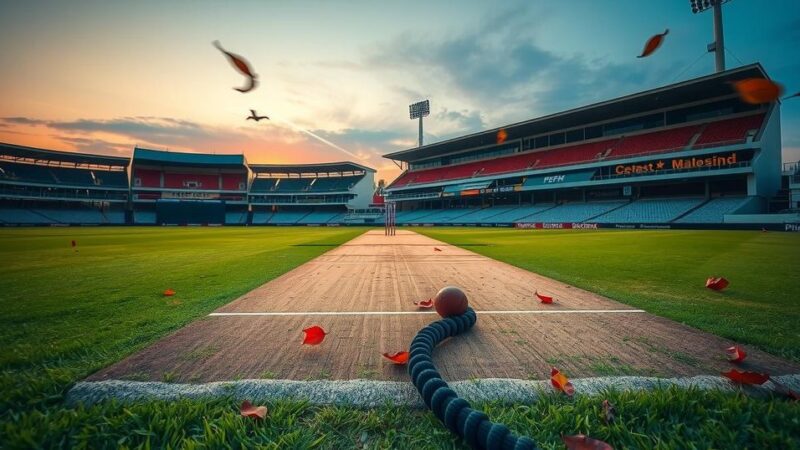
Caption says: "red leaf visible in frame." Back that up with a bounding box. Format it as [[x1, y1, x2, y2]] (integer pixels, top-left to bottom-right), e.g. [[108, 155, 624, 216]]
[[434, 247, 443, 252], [732, 78, 783, 104], [497, 128, 508, 144], [562, 434, 614, 450], [382, 351, 410, 365], [302, 325, 327, 345], [722, 369, 770, 385], [602, 399, 616, 424], [163, 289, 176, 297], [536, 291, 554, 304], [637, 29, 669, 58], [414, 298, 434, 309], [770, 379, 800, 401], [70, 240, 76, 247], [240, 400, 268, 420], [212, 40, 258, 93], [726, 345, 746, 363], [705, 277, 729, 291], [551, 367, 575, 396]]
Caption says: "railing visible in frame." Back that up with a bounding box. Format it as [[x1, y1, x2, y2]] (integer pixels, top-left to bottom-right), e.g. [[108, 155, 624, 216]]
[[0, 186, 128, 201], [386, 191, 442, 200]]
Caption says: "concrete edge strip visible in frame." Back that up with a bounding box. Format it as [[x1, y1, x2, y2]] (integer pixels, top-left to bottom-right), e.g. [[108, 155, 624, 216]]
[[67, 374, 800, 408], [208, 309, 646, 317]]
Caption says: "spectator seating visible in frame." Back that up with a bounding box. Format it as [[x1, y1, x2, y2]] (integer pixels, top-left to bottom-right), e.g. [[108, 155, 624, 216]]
[[592, 198, 704, 223], [675, 197, 747, 223]]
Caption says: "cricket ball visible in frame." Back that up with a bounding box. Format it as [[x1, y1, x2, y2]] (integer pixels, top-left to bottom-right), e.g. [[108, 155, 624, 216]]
[[433, 286, 469, 317]]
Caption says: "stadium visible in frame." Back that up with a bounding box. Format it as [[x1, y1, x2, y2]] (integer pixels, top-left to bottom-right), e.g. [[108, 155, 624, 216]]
[[2, 2, 800, 449], [2, 65, 799, 230]]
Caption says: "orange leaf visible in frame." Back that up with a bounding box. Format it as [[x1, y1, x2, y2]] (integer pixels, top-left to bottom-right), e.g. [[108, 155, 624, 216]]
[[240, 400, 268, 420], [562, 434, 614, 450], [722, 369, 770, 385], [163, 289, 176, 297], [302, 325, 327, 345], [414, 298, 434, 309], [212, 40, 258, 93], [497, 128, 508, 144], [70, 240, 76, 247], [732, 78, 783, 104], [771, 379, 800, 401], [726, 345, 746, 363], [382, 351, 410, 365], [637, 29, 668, 58], [551, 367, 575, 396], [536, 291, 554, 304], [705, 276, 729, 291]]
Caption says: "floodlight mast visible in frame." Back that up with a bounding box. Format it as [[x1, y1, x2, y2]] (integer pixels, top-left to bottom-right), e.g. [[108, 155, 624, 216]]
[[409, 100, 430, 148], [690, 0, 730, 73]]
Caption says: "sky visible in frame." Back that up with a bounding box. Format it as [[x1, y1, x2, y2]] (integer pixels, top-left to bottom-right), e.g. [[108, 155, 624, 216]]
[[1, 0, 798, 183]]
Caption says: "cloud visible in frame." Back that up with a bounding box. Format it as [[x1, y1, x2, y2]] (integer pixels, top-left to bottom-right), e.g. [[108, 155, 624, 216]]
[[56, 136, 132, 156]]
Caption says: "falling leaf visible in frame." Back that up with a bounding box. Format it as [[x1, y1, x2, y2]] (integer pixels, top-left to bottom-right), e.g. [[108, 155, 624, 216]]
[[240, 400, 268, 420], [770, 379, 800, 401], [414, 298, 434, 309], [732, 78, 783, 104], [602, 399, 616, 424], [562, 434, 614, 450], [726, 345, 746, 363], [213, 40, 258, 93], [705, 277, 729, 291], [637, 29, 669, 58], [551, 367, 575, 396], [722, 369, 770, 385], [163, 289, 176, 297], [70, 240, 76, 248], [302, 325, 327, 345], [497, 128, 508, 144], [535, 291, 554, 304], [434, 247, 443, 252], [382, 351, 410, 365]]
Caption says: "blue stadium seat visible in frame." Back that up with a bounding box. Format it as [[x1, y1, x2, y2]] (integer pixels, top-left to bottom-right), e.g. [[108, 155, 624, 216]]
[[593, 198, 704, 223], [675, 197, 747, 223]]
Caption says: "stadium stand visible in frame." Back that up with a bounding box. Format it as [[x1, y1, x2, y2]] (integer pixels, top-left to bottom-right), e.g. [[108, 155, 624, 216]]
[[225, 211, 248, 225], [528, 201, 626, 223], [267, 210, 313, 224], [675, 196, 747, 223], [592, 198, 705, 223]]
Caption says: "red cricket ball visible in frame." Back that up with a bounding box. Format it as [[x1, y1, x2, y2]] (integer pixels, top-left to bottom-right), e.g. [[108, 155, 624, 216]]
[[433, 286, 469, 318]]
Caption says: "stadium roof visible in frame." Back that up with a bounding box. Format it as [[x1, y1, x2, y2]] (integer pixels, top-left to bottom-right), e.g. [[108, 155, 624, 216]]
[[249, 161, 375, 174], [384, 64, 769, 163], [0, 142, 130, 166], [133, 147, 246, 168]]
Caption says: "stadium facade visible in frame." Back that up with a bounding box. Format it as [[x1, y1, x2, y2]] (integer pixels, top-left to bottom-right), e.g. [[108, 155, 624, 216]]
[[0, 144, 377, 226], [1, 63, 798, 229], [383, 64, 800, 231]]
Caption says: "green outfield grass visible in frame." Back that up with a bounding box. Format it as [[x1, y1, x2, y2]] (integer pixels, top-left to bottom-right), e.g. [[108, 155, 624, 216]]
[[417, 228, 800, 363], [1, 227, 799, 449]]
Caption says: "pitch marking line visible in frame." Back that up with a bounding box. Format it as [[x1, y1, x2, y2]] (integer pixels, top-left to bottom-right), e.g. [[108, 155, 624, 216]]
[[209, 309, 645, 317]]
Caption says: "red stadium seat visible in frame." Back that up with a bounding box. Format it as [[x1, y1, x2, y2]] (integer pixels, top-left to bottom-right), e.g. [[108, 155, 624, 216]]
[[693, 114, 765, 147], [133, 169, 161, 187], [221, 173, 245, 190], [612, 124, 700, 157]]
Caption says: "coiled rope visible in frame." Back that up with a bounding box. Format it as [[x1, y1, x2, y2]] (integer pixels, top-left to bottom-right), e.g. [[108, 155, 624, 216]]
[[408, 307, 539, 450]]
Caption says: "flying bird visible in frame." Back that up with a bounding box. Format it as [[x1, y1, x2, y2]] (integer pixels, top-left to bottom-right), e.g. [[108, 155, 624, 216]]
[[246, 109, 270, 121], [212, 40, 258, 93]]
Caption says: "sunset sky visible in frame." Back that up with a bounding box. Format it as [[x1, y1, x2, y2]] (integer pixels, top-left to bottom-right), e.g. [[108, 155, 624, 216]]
[[1, 0, 798, 182]]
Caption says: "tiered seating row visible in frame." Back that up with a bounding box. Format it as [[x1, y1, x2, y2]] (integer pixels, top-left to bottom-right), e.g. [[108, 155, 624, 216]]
[[1, 161, 128, 188], [390, 114, 766, 188]]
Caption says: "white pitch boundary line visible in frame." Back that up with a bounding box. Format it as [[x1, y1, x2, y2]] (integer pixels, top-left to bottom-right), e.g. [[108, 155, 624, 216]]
[[208, 309, 645, 317]]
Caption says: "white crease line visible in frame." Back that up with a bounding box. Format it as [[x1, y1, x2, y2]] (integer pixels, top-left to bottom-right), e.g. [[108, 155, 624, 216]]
[[208, 309, 646, 317]]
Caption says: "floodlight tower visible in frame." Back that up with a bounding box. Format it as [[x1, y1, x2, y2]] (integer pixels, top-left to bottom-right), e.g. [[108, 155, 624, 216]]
[[690, 0, 731, 73], [409, 100, 430, 148]]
